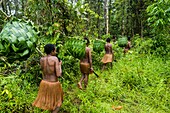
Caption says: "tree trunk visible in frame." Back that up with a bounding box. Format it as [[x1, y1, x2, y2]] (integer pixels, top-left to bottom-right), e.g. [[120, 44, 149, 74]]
[[141, 20, 143, 38], [122, 1, 125, 36], [140, 0, 144, 38], [109, 0, 111, 34], [104, 0, 109, 34], [97, 0, 101, 38]]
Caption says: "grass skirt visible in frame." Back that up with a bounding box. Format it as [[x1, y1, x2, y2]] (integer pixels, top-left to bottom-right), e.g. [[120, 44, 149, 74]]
[[80, 62, 90, 74], [101, 54, 113, 64], [32, 80, 63, 110]]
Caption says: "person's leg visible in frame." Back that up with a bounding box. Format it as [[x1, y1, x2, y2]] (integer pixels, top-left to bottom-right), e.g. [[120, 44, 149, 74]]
[[110, 62, 112, 69], [84, 74, 89, 88], [78, 73, 85, 89], [52, 107, 60, 113], [102, 63, 106, 71]]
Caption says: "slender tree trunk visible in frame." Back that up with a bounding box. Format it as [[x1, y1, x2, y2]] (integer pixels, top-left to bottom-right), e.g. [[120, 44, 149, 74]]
[[122, 1, 125, 36], [97, 0, 101, 38], [104, 0, 109, 34], [109, 0, 111, 34], [129, 0, 132, 37], [140, 0, 144, 38], [141, 20, 143, 38]]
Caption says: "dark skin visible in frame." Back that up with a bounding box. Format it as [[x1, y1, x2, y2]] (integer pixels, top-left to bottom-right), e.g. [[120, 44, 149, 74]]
[[78, 44, 93, 89], [102, 42, 113, 70], [124, 40, 131, 54], [40, 48, 62, 113]]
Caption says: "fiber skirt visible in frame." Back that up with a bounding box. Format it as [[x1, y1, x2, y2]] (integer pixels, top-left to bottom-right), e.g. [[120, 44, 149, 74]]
[[101, 54, 113, 64], [32, 80, 63, 110], [80, 62, 90, 74]]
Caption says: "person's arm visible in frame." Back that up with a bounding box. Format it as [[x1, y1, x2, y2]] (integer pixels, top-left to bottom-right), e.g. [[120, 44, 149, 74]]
[[40, 58, 43, 69], [105, 44, 107, 53], [55, 57, 62, 77], [128, 41, 131, 49], [40, 58, 45, 79], [111, 44, 114, 60], [110, 44, 113, 54], [88, 49, 93, 70]]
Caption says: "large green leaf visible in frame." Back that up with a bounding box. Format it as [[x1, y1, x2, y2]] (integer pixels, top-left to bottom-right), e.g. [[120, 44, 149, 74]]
[[19, 49, 29, 57], [9, 34, 17, 43], [26, 41, 33, 48], [26, 32, 33, 38], [18, 37, 26, 42], [0, 43, 4, 50], [11, 44, 19, 52]]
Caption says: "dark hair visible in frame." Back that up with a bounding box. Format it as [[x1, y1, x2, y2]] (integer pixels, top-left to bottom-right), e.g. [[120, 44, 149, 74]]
[[44, 44, 55, 54], [128, 36, 131, 41], [84, 37, 90, 45], [113, 35, 116, 39], [106, 38, 110, 42]]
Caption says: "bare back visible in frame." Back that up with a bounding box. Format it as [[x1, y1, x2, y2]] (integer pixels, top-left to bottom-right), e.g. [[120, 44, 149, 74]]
[[105, 43, 112, 54], [125, 41, 131, 50], [40, 56, 61, 82], [80, 47, 92, 68]]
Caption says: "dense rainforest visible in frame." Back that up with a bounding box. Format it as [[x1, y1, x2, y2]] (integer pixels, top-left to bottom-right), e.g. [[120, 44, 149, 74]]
[[0, 0, 170, 113]]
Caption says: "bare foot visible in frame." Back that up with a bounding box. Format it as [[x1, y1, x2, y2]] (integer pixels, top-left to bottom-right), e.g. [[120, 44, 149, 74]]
[[77, 82, 82, 90]]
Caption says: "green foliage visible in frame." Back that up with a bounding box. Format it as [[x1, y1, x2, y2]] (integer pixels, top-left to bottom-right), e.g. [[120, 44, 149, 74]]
[[132, 34, 170, 59], [0, 21, 38, 63], [59, 55, 81, 81], [93, 39, 105, 53], [117, 36, 128, 47], [0, 75, 38, 112], [0, 10, 9, 32], [64, 37, 86, 60], [112, 42, 124, 61], [146, 0, 170, 57], [147, 0, 170, 34], [91, 51, 104, 70]]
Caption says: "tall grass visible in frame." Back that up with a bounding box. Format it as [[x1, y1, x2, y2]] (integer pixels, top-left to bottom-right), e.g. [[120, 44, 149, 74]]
[[60, 53, 170, 113]]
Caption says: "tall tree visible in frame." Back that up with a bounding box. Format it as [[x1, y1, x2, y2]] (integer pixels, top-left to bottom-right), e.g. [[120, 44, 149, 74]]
[[104, 0, 109, 34]]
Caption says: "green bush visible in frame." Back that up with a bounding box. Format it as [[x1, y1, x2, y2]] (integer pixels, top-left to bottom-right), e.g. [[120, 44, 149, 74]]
[[0, 75, 38, 112]]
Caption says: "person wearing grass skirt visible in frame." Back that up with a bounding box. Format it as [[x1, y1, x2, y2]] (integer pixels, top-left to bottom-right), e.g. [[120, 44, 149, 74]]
[[32, 44, 63, 113], [101, 38, 113, 70], [124, 36, 131, 54], [78, 37, 93, 90]]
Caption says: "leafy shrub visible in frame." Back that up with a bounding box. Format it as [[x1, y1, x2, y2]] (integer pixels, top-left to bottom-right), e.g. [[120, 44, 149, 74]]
[[112, 42, 124, 61], [0, 75, 38, 112]]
